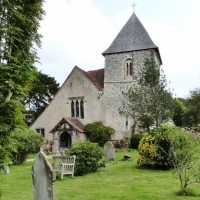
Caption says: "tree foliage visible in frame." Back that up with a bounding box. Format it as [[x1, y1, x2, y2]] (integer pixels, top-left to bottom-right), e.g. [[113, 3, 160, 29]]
[[172, 98, 185, 127], [67, 141, 105, 176], [84, 121, 115, 146], [0, 0, 45, 165], [10, 128, 44, 165], [183, 88, 200, 127], [164, 130, 200, 195], [24, 71, 60, 125], [119, 58, 174, 131]]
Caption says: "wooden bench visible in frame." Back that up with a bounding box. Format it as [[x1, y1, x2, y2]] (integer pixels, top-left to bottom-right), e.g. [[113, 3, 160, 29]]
[[52, 155, 76, 179]]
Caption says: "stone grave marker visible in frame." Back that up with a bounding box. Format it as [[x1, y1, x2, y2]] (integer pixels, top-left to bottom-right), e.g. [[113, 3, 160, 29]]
[[104, 141, 115, 161], [31, 152, 56, 200]]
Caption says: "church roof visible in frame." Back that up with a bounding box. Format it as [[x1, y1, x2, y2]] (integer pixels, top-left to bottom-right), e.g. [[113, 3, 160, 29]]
[[102, 13, 162, 63], [86, 69, 104, 90], [63, 117, 84, 132], [50, 117, 84, 133], [78, 67, 104, 90]]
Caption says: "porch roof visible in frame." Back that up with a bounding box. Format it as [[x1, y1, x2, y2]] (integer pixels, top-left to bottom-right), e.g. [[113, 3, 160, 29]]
[[50, 117, 84, 133]]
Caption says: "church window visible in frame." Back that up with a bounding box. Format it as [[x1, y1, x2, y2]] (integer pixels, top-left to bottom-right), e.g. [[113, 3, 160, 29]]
[[76, 100, 79, 117], [125, 59, 133, 77], [125, 118, 128, 130], [70, 98, 84, 119], [130, 63, 133, 75], [80, 99, 84, 119], [71, 100, 75, 117], [36, 128, 45, 137]]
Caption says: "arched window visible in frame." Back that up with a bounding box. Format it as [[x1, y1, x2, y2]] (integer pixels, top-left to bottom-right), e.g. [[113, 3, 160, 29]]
[[80, 99, 84, 119], [76, 100, 79, 117], [71, 100, 75, 117], [125, 59, 133, 77], [125, 117, 128, 130], [130, 62, 133, 75]]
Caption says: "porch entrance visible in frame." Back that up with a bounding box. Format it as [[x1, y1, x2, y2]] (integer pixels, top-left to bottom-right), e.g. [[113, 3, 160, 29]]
[[60, 132, 72, 149]]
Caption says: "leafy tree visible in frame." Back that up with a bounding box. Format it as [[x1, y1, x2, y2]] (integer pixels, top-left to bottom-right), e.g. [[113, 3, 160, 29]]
[[118, 58, 174, 131], [24, 71, 60, 125], [84, 121, 115, 146], [172, 98, 185, 127], [0, 0, 45, 166], [163, 131, 200, 195], [183, 88, 200, 127], [11, 128, 44, 164]]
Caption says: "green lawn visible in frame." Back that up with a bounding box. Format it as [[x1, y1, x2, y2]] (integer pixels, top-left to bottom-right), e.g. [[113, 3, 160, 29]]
[[1, 150, 200, 200]]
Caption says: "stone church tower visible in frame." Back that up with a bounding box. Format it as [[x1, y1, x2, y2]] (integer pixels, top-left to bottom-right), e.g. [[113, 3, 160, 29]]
[[102, 13, 162, 139]]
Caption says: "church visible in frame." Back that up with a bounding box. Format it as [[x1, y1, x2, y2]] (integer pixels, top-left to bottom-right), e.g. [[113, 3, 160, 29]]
[[30, 12, 162, 153]]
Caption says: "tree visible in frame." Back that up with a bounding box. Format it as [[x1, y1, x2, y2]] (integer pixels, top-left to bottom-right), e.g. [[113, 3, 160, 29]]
[[163, 131, 200, 195], [24, 71, 60, 125], [10, 128, 44, 164], [172, 98, 185, 127], [118, 58, 174, 131], [183, 88, 200, 127], [0, 0, 45, 166]]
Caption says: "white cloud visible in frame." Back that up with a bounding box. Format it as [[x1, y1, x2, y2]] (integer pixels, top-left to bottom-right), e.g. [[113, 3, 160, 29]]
[[37, 0, 200, 97], [37, 0, 117, 84]]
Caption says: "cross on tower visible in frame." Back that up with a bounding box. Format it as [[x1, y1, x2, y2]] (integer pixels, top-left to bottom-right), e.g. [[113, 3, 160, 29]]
[[131, 2, 137, 13]]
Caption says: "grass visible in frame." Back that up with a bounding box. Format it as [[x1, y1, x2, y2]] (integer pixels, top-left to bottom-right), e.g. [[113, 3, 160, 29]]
[[1, 150, 200, 200]]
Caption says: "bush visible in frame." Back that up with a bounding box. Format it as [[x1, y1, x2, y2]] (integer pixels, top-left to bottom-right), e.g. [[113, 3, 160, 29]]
[[67, 141, 105, 175], [137, 125, 188, 169], [84, 121, 115, 146], [130, 134, 144, 149], [11, 128, 44, 164]]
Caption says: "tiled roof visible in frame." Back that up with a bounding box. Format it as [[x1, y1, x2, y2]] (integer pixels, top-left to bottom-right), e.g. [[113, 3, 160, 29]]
[[86, 69, 104, 90], [63, 117, 84, 132], [50, 117, 84, 133], [78, 67, 104, 90], [102, 13, 162, 64]]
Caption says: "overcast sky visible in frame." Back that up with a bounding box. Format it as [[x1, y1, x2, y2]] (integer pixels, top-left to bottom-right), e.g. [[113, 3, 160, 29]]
[[36, 0, 200, 98]]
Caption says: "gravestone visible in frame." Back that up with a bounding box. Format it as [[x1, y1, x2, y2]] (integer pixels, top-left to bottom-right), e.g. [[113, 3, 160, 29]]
[[104, 141, 115, 161], [31, 152, 56, 200]]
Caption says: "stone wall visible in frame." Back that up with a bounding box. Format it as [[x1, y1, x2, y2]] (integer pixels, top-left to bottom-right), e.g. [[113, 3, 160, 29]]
[[104, 49, 158, 139]]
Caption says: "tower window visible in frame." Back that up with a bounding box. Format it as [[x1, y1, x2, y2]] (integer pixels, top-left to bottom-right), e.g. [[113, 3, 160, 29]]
[[125, 59, 133, 77], [125, 118, 128, 130]]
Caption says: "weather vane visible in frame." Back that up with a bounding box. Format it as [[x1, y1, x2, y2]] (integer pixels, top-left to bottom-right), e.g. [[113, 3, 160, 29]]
[[131, 2, 137, 13]]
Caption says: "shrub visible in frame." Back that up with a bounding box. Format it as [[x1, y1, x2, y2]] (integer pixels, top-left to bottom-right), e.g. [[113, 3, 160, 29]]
[[130, 134, 144, 149], [137, 125, 188, 169], [67, 141, 105, 175], [84, 121, 115, 146], [10, 128, 44, 164]]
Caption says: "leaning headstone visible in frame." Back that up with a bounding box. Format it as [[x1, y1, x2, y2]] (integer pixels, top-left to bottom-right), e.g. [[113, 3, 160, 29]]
[[104, 141, 115, 161], [31, 152, 56, 200], [0, 164, 9, 174]]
